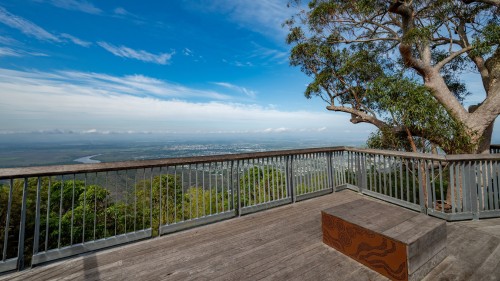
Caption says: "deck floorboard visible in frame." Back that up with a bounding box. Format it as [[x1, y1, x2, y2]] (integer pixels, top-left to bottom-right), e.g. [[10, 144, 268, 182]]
[[2, 190, 500, 280]]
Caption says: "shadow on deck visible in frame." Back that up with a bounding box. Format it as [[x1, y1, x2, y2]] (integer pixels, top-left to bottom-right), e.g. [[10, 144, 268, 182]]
[[2, 190, 500, 281]]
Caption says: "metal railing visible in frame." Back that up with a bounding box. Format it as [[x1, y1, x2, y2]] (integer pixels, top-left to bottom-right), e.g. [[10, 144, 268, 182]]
[[0, 146, 499, 273], [491, 144, 500, 154]]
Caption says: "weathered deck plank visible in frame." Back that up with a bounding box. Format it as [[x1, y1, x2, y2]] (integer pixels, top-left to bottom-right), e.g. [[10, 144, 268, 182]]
[[1, 190, 500, 281]]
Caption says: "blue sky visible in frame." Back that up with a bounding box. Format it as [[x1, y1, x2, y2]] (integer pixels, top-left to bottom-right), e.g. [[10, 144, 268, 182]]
[[0, 0, 497, 143]]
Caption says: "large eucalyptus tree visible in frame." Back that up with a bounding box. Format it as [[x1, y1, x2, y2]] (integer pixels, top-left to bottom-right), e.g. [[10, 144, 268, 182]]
[[286, 0, 499, 153]]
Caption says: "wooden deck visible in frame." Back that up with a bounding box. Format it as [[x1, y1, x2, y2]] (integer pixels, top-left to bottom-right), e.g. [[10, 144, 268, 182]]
[[2, 190, 500, 281]]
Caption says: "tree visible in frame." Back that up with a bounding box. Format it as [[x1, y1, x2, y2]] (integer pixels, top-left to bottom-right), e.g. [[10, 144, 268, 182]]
[[286, 0, 499, 153]]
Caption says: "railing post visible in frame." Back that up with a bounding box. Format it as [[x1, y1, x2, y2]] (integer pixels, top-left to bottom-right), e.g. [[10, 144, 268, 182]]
[[286, 155, 295, 203], [469, 161, 479, 220], [417, 160, 427, 214], [235, 160, 241, 216], [17, 178, 28, 270], [327, 152, 334, 192], [33, 177, 42, 260], [355, 152, 364, 193]]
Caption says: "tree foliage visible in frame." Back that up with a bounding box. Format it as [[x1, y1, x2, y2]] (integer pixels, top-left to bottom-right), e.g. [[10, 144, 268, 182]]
[[286, 0, 499, 153]]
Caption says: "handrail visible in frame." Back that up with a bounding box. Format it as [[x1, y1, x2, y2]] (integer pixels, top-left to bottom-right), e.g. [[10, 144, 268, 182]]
[[0, 145, 499, 274], [3, 145, 500, 179], [0, 147, 346, 179]]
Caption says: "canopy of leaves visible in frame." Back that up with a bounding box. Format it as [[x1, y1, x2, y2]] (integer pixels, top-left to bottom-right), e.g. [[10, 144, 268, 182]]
[[286, 0, 498, 153]]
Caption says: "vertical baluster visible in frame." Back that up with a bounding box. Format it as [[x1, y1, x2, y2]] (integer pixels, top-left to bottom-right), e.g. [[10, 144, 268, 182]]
[[272, 157, 277, 200], [142, 169, 146, 229], [159, 167, 163, 230], [266, 158, 271, 202], [388, 156, 393, 197], [202, 164, 205, 217], [405, 159, 409, 203], [58, 175, 64, 248], [227, 161, 231, 211], [208, 163, 212, 214], [195, 164, 198, 218], [95, 173, 99, 239], [181, 167, 185, 220], [45, 178, 51, 252], [69, 174, 75, 245], [461, 162, 468, 212], [412, 160, 417, 204], [17, 178, 28, 270], [33, 177, 41, 256], [439, 162, 444, 213], [3, 179, 13, 261], [115, 171, 119, 236], [486, 160, 493, 211], [174, 167, 178, 223], [166, 167, 170, 223], [493, 161, 499, 210], [124, 171, 128, 233], [189, 164, 192, 219], [431, 160, 436, 210], [214, 162, 219, 214], [83, 174, 87, 242], [378, 155, 382, 194], [150, 168, 153, 229], [221, 162, 225, 212], [399, 157, 404, 200]]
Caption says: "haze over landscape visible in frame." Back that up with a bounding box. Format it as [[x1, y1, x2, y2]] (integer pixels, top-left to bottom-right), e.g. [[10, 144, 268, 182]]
[[0, 0, 498, 167]]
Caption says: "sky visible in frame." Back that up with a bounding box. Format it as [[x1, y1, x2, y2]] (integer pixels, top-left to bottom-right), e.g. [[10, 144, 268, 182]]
[[0, 0, 497, 143]]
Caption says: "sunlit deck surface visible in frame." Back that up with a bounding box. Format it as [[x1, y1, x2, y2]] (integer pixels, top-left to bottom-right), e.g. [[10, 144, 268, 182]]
[[2, 190, 500, 281]]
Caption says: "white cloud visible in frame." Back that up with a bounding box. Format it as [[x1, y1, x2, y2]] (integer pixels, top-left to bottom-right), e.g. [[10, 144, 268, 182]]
[[249, 41, 289, 65], [213, 82, 256, 98], [183, 48, 193, 56], [60, 33, 91, 47], [0, 6, 60, 41], [0, 68, 357, 135], [41, 0, 102, 15], [113, 7, 128, 16], [0, 47, 48, 57], [0, 68, 229, 100], [97, 42, 175, 65], [0, 35, 20, 45], [263, 127, 289, 133], [112, 7, 141, 19], [191, 0, 295, 42], [0, 47, 21, 57]]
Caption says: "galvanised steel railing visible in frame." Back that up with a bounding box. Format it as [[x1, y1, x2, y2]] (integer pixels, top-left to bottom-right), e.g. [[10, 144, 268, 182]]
[[0, 146, 499, 273], [491, 144, 500, 154]]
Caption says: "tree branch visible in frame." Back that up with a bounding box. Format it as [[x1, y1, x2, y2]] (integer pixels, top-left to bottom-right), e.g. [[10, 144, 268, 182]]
[[331, 38, 400, 44], [326, 105, 387, 128], [434, 46, 473, 71]]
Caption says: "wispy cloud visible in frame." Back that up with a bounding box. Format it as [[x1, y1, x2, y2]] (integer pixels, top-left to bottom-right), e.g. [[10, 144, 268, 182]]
[[183, 48, 193, 56], [0, 6, 60, 41], [0, 47, 21, 57], [190, 0, 295, 42], [0, 35, 21, 45], [113, 7, 128, 16], [249, 42, 288, 65], [112, 7, 140, 19], [0, 47, 48, 57], [0, 68, 354, 135], [60, 33, 91, 47], [38, 0, 102, 15], [213, 82, 256, 98], [97, 42, 175, 65]]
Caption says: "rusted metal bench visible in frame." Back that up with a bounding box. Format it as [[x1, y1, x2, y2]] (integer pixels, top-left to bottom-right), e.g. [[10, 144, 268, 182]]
[[322, 197, 446, 281]]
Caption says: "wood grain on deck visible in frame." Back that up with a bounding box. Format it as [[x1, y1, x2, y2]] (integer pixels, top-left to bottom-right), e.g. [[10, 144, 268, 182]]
[[1, 190, 499, 281]]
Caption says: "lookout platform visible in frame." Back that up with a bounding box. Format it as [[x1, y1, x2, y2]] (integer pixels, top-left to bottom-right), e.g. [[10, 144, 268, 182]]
[[2, 190, 500, 281]]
